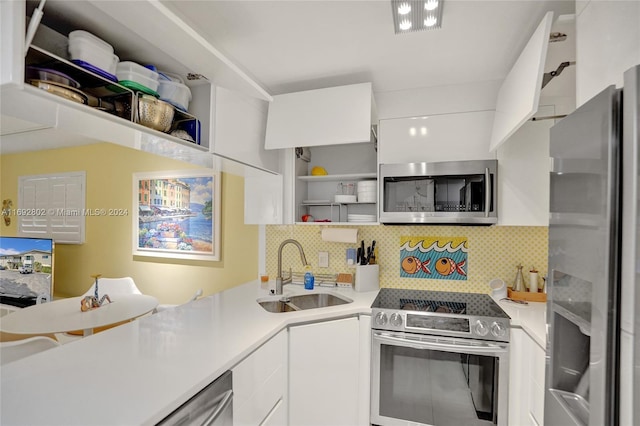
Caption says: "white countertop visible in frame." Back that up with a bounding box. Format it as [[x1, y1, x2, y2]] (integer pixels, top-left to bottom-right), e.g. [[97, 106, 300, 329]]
[[1, 282, 547, 426], [0, 281, 379, 426], [498, 298, 547, 348]]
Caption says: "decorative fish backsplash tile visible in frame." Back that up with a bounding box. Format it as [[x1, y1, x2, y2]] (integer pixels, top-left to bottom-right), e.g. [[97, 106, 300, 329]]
[[265, 225, 548, 294], [400, 236, 468, 281]]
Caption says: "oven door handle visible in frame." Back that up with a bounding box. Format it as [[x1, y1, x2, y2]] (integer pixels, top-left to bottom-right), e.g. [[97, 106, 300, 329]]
[[374, 332, 508, 355]]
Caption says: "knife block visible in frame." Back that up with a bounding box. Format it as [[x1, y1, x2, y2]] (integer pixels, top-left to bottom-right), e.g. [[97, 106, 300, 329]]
[[354, 264, 379, 292]]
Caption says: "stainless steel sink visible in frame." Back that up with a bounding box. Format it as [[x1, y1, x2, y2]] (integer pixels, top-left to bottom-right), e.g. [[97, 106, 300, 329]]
[[258, 300, 299, 313], [257, 293, 352, 313]]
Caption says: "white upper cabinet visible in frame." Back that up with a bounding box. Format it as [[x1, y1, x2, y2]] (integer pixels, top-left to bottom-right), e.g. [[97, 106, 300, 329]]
[[378, 111, 496, 164], [497, 105, 553, 226], [0, 0, 277, 171], [0, 0, 23, 88], [265, 82, 377, 149], [575, 0, 640, 106], [50, 0, 271, 103], [244, 167, 283, 225], [213, 86, 279, 173], [489, 11, 554, 151]]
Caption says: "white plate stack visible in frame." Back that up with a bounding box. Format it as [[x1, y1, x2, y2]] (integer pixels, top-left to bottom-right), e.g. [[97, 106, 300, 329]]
[[357, 180, 377, 203], [347, 214, 377, 223]]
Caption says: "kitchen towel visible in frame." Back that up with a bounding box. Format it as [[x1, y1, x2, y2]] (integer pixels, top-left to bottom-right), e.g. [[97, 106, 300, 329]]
[[321, 227, 358, 243]]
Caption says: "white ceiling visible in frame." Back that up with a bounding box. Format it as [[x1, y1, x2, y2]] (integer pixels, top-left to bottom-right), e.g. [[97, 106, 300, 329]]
[[161, 0, 576, 97]]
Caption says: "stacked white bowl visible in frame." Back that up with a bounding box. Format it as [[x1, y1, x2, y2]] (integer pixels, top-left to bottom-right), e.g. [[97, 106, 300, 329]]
[[357, 180, 377, 203]]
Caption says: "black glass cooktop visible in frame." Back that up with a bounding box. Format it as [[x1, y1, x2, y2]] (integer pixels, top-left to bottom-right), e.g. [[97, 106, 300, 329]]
[[372, 288, 510, 319]]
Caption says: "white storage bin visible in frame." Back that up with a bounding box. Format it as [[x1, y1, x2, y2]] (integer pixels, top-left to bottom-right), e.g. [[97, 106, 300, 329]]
[[157, 72, 192, 111], [68, 30, 118, 75], [116, 61, 160, 93], [69, 30, 114, 53]]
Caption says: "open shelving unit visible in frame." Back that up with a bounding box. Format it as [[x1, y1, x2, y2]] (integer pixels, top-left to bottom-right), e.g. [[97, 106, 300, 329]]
[[293, 143, 378, 224], [25, 44, 203, 147]]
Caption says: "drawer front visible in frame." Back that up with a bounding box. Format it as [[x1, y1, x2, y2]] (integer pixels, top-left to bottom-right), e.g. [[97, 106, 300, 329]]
[[232, 330, 287, 425], [260, 399, 286, 426], [235, 365, 285, 426], [232, 330, 286, 404]]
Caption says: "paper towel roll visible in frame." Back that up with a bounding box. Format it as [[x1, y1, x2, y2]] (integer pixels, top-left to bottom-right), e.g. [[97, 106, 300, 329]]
[[321, 228, 358, 243], [529, 271, 539, 293]]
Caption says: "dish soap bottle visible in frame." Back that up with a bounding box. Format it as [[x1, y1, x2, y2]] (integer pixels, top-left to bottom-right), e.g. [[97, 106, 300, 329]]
[[304, 266, 315, 290], [513, 264, 525, 292]]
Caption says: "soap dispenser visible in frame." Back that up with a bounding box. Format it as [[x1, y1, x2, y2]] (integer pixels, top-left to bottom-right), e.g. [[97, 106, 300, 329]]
[[513, 264, 525, 292], [304, 265, 315, 290]]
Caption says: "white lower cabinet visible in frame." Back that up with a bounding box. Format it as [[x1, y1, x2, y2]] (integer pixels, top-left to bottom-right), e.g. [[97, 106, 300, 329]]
[[289, 317, 361, 426], [528, 335, 546, 425], [232, 330, 287, 426], [260, 399, 287, 426], [508, 328, 546, 426], [357, 315, 372, 425]]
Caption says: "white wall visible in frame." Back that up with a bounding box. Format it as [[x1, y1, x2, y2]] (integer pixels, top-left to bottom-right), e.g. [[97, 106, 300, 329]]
[[575, 0, 640, 106]]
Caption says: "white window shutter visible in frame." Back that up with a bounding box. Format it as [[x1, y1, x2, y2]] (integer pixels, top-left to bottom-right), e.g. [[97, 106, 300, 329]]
[[18, 172, 86, 244], [18, 177, 49, 237]]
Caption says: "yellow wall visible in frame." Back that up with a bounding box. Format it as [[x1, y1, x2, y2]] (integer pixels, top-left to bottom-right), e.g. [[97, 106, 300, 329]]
[[1, 143, 258, 303], [266, 225, 548, 294]]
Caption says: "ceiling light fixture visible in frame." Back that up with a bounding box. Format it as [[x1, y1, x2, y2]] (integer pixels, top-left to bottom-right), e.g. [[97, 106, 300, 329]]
[[399, 19, 412, 31], [398, 2, 411, 15], [424, 16, 437, 27], [391, 0, 444, 34], [424, 0, 438, 11]]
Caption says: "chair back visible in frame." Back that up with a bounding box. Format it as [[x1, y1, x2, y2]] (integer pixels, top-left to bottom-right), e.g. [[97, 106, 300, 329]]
[[0, 336, 60, 365], [82, 277, 142, 298], [189, 288, 204, 302], [154, 288, 203, 313]]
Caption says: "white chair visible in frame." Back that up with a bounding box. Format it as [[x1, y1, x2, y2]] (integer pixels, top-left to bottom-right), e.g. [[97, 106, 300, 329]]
[[0, 336, 60, 365], [155, 288, 204, 313], [82, 276, 142, 298]]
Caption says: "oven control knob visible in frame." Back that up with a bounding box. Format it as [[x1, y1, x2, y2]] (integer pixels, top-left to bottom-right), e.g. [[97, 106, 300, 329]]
[[374, 312, 388, 326], [491, 321, 507, 338], [475, 320, 489, 336], [389, 313, 403, 327]]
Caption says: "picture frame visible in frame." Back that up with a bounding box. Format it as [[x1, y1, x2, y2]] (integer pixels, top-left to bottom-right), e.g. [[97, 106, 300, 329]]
[[132, 169, 221, 261]]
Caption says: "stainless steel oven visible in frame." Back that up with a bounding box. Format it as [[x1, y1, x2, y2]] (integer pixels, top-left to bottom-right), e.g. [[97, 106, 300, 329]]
[[370, 289, 510, 426]]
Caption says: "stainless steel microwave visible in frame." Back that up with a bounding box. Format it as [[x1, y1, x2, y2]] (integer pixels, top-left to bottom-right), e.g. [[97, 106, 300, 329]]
[[379, 159, 498, 225]]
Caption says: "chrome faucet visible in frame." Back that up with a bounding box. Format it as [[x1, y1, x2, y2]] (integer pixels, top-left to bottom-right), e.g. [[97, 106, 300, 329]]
[[275, 239, 308, 295]]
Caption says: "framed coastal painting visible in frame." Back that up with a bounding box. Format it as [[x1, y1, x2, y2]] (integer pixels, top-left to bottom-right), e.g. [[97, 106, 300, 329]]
[[132, 169, 221, 261]]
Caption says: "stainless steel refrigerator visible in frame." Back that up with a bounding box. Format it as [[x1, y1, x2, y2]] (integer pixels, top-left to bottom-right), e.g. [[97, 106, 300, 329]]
[[545, 63, 639, 426]]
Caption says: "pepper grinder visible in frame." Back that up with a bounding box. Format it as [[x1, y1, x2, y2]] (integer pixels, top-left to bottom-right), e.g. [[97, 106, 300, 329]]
[[513, 264, 525, 292]]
